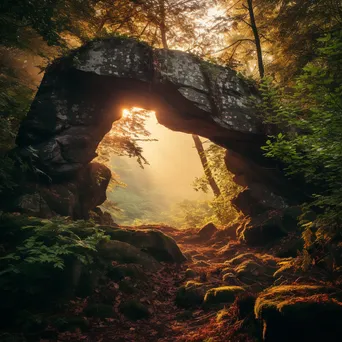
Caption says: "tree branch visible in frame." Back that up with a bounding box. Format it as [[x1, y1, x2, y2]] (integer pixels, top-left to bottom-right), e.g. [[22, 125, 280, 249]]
[[202, 39, 255, 56]]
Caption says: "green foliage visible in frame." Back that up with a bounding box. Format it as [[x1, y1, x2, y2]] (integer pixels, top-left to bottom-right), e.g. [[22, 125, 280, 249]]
[[0, 214, 109, 295], [193, 143, 242, 226], [259, 31, 342, 257], [164, 199, 216, 228], [0, 64, 35, 192]]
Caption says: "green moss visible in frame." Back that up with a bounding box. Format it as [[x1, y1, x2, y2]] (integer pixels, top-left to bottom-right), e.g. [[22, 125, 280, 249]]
[[119, 300, 150, 321], [222, 272, 238, 284], [204, 286, 245, 307], [254, 285, 342, 341], [185, 268, 197, 279], [216, 309, 230, 322], [254, 285, 327, 319], [225, 253, 258, 266], [175, 281, 207, 308]]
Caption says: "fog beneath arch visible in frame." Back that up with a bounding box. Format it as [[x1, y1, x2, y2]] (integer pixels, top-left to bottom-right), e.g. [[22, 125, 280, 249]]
[[106, 113, 213, 225]]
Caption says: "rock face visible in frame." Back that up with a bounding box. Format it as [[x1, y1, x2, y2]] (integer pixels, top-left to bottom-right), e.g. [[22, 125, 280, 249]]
[[99, 226, 186, 263], [255, 285, 342, 342], [4, 162, 111, 219], [10, 37, 299, 217], [237, 207, 302, 247]]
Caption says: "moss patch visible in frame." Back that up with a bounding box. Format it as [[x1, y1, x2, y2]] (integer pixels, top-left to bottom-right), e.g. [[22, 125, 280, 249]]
[[185, 268, 197, 279], [176, 281, 208, 308], [204, 286, 245, 308], [254, 285, 342, 341]]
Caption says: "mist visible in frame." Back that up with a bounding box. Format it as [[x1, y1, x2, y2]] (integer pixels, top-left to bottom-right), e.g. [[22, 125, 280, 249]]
[[106, 112, 213, 225]]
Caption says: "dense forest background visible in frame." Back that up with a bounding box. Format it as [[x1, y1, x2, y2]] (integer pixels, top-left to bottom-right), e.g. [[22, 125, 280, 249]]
[[2, 0, 342, 234], [2, 1, 342, 341]]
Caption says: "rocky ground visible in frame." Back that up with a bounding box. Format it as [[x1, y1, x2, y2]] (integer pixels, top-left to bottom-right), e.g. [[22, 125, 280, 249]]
[[51, 222, 342, 342]]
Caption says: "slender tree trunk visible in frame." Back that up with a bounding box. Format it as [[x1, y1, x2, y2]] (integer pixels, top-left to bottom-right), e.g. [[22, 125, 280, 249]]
[[159, 0, 169, 49], [246, 0, 265, 78], [192, 135, 221, 197], [157, 2, 219, 198]]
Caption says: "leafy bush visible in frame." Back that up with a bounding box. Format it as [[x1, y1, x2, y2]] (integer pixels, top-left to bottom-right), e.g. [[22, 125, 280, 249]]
[[0, 213, 110, 333], [259, 31, 342, 261], [193, 143, 242, 226]]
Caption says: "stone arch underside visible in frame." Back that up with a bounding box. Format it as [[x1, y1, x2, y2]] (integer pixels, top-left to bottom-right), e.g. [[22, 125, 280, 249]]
[[10, 38, 298, 219]]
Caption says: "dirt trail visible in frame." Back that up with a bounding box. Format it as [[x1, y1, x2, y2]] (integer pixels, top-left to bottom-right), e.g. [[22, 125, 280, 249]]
[[57, 226, 277, 342]]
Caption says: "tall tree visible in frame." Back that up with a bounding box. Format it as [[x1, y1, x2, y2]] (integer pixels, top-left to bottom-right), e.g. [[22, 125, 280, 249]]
[[246, 0, 264, 78], [192, 135, 221, 197]]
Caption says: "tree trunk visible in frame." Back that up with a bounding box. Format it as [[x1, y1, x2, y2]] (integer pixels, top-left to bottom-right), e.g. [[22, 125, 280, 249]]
[[192, 135, 221, 197], [247, 0, 265, 78], [158, 0, 169, 49]]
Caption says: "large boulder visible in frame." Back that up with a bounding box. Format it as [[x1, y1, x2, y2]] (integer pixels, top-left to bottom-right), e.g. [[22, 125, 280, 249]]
[[203, 286, 245, 308], [176, 281, 210, 308], [98, 240, 161, 271], [255, 285, 342, 342], [197, 222, 218, 239], [3, 162, 111, 219], [9, 36, 302, 217], [99, 226, 186, 263], [237, 207, 301, 246]]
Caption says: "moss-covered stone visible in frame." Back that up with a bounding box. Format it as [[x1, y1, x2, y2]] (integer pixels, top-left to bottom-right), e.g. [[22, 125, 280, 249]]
[[203, 286, 245, 308], [119, 300, 150, 321], [193, 260, 211, 267], [222, 272, 240, 285], [98, 240, 161, 270], [197, 222, 218, 239], [235, 260, 271, 285], [238, 207, 301, 247], [83, 303, 115, 318], [255, 285, 342, 341], [175, 281, 208, 308], [98, 226, 186, 263], [185, 269, 197, 279]]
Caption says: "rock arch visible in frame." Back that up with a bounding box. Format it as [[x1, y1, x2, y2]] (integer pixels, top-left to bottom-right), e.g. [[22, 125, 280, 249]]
[[10, 37, 295, 219]]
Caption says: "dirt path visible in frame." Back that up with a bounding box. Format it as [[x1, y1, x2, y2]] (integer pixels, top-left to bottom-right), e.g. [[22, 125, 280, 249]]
[[57, 227, 274, 342]]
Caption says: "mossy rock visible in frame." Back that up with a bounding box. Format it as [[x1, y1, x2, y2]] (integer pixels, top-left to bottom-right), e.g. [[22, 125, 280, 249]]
[[83, 303, 115, 318], [238, 207, 301, 247], [119, 300, 150, 321], [197, 223, 218, 239], [235, 260, 272, 285], [222, 272, 240, 285], [203, 286, 245, 308], [225, 253, 261, 266], [192, 254, 207, 261], [235, 293, 256, 319], [255, 285, 342, 341], [176, 281, 209, 308], [193, 260, 211, 267], [185, 268, 197, 279], [98, 226, 186, 263], [98, 240, 161, 271], [225, 253, 277, 268]]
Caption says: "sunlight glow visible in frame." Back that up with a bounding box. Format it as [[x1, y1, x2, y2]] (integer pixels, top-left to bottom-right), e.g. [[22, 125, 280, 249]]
[[121, 108, 131, 119]]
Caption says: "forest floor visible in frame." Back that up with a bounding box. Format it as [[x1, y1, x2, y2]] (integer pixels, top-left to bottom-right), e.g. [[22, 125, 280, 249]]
[[54, 225, 326, 342]]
